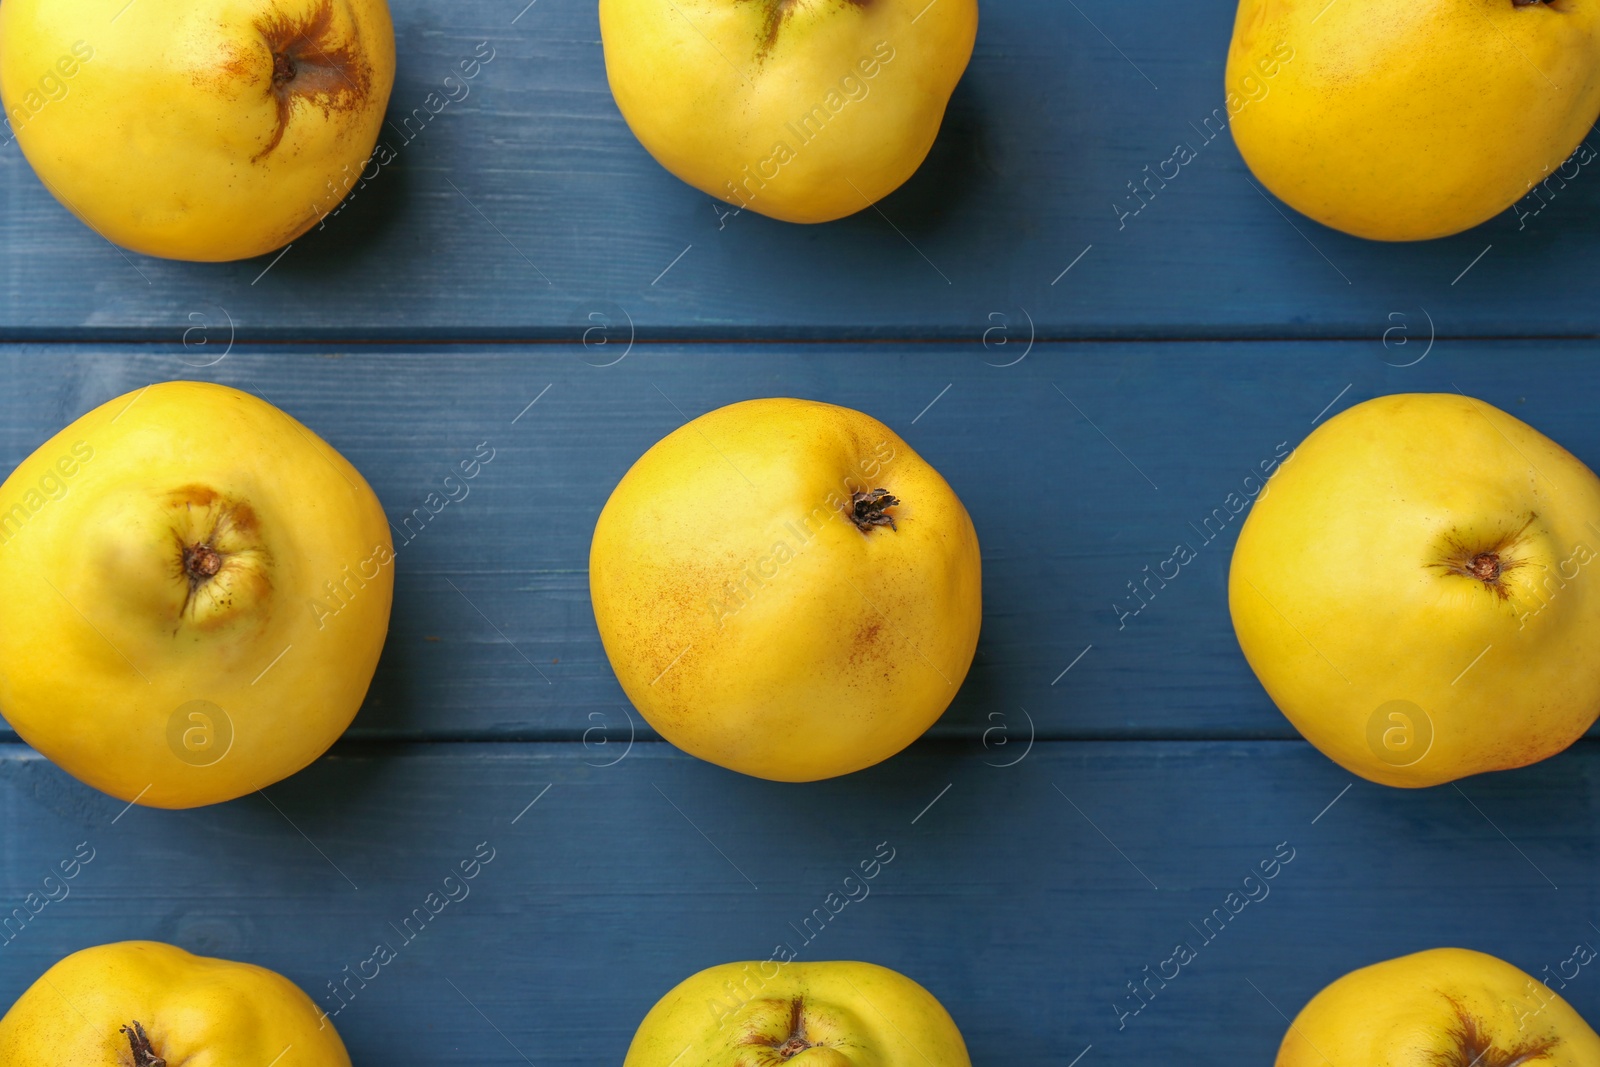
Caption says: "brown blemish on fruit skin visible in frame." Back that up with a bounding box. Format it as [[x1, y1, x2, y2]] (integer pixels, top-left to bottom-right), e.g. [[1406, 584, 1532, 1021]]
[[228, 501, 260, 534], [740, 0, 871, 58], [169, 484, 220, 509], [849, 618, 883, 666], [252, 0, 371, 162], [215, 50, 263, 89], [1432, 997, 1559, 1066], [169, 484, 261, 536]]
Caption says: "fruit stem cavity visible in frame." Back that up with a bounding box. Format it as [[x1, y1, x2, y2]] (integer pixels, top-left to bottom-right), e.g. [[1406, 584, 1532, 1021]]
[[272, 50, 296, 85]]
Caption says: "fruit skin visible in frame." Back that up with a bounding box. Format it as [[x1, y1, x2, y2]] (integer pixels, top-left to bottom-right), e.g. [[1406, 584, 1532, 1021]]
[[0, 940, 350, 1066], [599, 0, 976, 223], [1278, 948, 1600, 1067], [0, 381, 393, 808], [1229, 393, 1600, 788], [0, 0, 396, 261], [1227, 0, 1600, 240], [590, 398, 981, 781], [624, 960, 970, 1067]]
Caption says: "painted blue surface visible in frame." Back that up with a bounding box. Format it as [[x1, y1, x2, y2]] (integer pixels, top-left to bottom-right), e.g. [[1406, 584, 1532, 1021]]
[[1, 343, 1598, 1064], [1, 740, 1597, 1065], [3, 0, 1600, 1063], [0, 0, 1597, 341]]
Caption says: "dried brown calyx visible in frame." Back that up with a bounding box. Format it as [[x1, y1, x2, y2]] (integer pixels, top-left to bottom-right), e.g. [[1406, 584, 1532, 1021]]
[[253, 1, 370, 160], [1432, 514, 1536, 601], [121, 1021, 166, 1067], [1431, 999, 1558, 1067], [743, 998, 816, 1061], [166, 485, 273, 630], [182, 542, 225, 582], [849, 488, 899, 532], [175, 507, 238, 618]]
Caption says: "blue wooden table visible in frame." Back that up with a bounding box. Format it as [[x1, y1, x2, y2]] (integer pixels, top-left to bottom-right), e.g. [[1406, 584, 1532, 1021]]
[[3, 2, 1599, 1064]]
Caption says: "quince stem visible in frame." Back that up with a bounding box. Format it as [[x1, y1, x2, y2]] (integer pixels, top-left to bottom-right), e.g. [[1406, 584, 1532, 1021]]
[[120, 1021, 167, 1067]]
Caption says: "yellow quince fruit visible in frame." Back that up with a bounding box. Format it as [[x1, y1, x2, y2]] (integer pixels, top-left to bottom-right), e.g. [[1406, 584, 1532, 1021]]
[[1230, 393, 1600, 787], [1227, 0, 1600, 239], [1278, 948, 1600, 1066], [599, 0, 977, 223], [0, 0, 396, 260], [0, 941, 350, 1066], [0, 381, 393, 808], [590, 398, 982, 781], [624, 960, 970, 1067]]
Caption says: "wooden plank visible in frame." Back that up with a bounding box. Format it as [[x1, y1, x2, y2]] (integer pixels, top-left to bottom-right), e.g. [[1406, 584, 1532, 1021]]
[[2, 1, 1598, 339], [0, 740, 1594, 1065], [2, 342, 1598, 743]]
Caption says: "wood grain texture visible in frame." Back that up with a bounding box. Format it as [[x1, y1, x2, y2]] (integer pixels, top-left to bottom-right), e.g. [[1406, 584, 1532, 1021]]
[[2, 343, 1596, 744], [1, 0, 1597, 339], [2, 0, 1598, 1054], [0, 740, 1594, 1066]]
